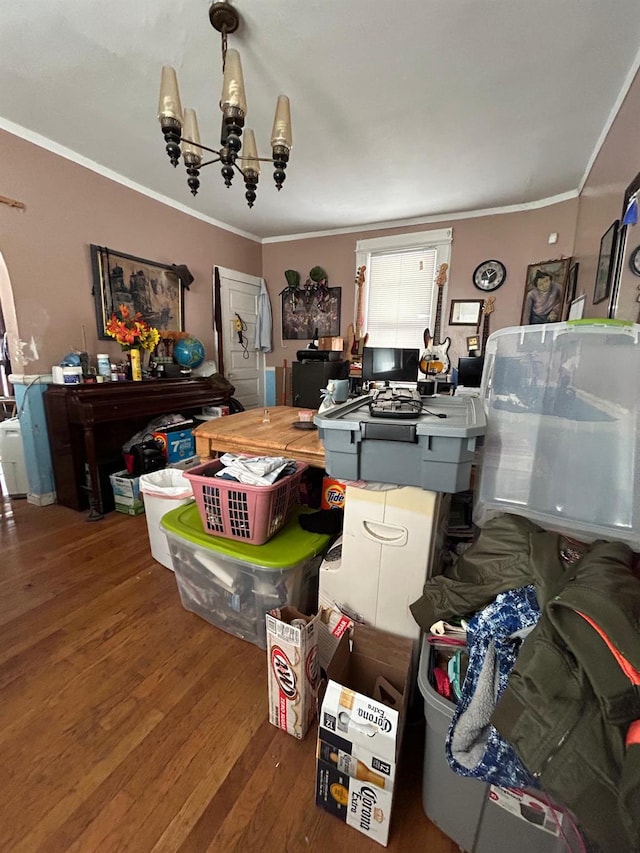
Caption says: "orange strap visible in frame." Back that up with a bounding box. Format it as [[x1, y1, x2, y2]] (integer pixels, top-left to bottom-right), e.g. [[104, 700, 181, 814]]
[[577, 611, 640, 747]]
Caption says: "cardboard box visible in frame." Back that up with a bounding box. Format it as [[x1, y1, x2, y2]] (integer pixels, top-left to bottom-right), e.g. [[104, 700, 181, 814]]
[[266, 607, 320, 739], [152, 420, 196, 463], [114, 499, 145, 516], [202, 405, 230, 418], [315, 622, 413, 847], [109, 469, 142, 500], [319, 336, 344, 352], [109, 469, 144, 515]]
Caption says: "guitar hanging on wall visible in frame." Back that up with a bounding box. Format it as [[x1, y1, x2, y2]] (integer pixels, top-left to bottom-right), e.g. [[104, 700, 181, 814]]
[[480, 296, 495, 356], [346, 264, 368, 361], [419, 262, 451, 375]]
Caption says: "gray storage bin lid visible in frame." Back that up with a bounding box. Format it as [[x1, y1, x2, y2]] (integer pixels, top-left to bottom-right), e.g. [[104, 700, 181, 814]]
[[314, 393, 486, 438]]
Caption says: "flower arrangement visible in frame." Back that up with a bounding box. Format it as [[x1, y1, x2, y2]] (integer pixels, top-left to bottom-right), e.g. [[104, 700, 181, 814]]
[[106, 304, 160, 352]]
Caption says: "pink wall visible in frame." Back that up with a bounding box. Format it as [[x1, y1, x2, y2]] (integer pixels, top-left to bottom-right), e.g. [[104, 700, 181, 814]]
[[0, 130, 261, 373], [3, 60, 639, 381], [574, 67, 640, 319], [262, 200, 578, 371]]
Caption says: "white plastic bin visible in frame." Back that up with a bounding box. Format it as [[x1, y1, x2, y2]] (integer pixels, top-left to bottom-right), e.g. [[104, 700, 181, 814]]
[[0, 417, 29, 497], [139, 468, 194, 570]]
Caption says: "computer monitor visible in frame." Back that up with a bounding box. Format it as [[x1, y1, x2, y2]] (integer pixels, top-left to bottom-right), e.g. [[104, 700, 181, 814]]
[[457, 356, 484, 388], [362, 347, 419, 384]]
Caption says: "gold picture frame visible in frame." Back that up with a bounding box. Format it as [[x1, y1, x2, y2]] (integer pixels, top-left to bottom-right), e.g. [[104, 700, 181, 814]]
[[520, 258, 571, 325], [91, 244, 185, 340]]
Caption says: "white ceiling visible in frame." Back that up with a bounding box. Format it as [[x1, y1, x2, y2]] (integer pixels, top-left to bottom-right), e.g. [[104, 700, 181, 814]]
[[2, 1, 640, 242]]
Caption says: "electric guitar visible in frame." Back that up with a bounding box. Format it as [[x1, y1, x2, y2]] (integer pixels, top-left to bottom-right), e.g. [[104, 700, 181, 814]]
[[419, 262, 451, 375], [347, 265, 368, 361], [480, 296, 495, 356]]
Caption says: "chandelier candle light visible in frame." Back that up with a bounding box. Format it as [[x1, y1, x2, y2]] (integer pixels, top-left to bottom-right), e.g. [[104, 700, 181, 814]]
[[157, 0, 292, 208]]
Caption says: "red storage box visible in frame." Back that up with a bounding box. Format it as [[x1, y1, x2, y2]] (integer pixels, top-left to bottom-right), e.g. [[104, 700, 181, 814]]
[[183, 457, 308, 544]]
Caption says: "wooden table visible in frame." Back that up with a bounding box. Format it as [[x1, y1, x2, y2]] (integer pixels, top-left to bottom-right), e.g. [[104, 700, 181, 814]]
[[193, 406, 325, 468]]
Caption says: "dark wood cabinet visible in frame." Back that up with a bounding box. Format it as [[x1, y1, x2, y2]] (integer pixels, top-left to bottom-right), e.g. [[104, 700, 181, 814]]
[[44, 378, 229, 517]]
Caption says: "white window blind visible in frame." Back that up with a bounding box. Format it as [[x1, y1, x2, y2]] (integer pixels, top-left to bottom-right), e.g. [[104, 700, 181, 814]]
[[365, 248, 437, 349], [355, 228, 452, 351]]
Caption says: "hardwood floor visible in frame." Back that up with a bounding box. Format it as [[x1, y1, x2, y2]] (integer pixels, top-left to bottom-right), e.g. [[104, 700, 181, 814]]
[[0, 492, 460, 853]]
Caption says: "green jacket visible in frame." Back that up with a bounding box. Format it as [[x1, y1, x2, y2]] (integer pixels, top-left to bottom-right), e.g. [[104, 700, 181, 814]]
[[411, 514, 640, 852]]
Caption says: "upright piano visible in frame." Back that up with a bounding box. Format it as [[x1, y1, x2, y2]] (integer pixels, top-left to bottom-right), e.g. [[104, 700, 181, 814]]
[[44, 378, 230, 518]]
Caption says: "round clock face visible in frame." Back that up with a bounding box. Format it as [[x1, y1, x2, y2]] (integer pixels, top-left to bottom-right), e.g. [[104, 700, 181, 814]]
[[473, 260, 507, 292], [629, 245, 640, 277]]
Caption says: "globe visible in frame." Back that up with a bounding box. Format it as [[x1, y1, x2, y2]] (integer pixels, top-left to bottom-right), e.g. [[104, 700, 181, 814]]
[[173, 336, 206, 369]]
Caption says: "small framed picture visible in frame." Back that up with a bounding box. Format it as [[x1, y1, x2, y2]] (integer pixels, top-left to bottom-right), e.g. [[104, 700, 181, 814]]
[[449, 299, 483, 326], [562, 262, 579, 320], [593, 220, 619, 305]]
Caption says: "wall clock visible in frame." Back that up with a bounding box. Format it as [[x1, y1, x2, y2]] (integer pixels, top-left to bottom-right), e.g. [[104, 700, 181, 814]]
[[472, 260, 507, 292], [629, 245, 640, 277]]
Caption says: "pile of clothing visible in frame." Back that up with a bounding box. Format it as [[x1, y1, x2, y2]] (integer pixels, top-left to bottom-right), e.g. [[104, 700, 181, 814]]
[[411, 514, 640, 853]]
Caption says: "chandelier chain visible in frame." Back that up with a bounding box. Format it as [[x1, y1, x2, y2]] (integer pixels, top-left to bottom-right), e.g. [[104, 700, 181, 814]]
[[221, 27, 228, 69]]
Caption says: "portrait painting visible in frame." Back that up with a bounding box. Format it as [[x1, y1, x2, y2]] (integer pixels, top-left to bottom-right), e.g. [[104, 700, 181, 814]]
[[520, 258, 571, 326], [91, 245, 185, 340]]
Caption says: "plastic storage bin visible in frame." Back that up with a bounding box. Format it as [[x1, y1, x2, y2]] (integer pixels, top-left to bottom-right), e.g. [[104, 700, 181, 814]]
[[160, 502, 331, 648], [476, 320, 640, 546], [417, 638, 583, 852], [0, 417, 29, 496], [183, 457, 308, 544], [314, 395, 486, 492], [139, 468, 194, 570]]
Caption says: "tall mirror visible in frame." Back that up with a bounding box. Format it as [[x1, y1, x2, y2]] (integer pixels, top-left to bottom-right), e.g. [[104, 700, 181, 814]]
[[609, 170, 640, 321]]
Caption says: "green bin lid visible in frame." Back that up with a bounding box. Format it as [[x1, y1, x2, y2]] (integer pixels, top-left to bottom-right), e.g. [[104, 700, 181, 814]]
[[160, 501, 333, 569]]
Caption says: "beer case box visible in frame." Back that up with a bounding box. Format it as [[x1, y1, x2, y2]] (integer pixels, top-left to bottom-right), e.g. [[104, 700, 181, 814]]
[[315, 622, 413, 847], [152, 420, 196, 463], [266, 606, 320, 739]]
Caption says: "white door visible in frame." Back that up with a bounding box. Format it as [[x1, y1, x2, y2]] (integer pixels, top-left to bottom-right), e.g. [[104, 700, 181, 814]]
[[215, 267, 265, 410]]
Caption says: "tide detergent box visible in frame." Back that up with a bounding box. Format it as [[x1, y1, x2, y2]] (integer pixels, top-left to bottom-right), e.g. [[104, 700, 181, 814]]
[[321, 477, 366, 511], [152, 420, 196, 463]]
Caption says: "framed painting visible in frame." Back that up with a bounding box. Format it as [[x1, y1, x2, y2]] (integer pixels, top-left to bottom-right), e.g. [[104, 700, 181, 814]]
[[91, 245, 185, 340], [593, 220, 619, 305], [281, 287, 341, 340], [520, 258, 571, 325], [563, 262, 579, 320]]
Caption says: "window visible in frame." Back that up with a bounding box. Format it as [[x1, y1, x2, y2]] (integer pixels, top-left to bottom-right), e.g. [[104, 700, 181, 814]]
[[355, 228, 452, 349]]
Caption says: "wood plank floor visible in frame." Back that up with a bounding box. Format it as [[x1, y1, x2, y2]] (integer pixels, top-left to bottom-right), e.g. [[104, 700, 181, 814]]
[[0, 492, 460, 853]]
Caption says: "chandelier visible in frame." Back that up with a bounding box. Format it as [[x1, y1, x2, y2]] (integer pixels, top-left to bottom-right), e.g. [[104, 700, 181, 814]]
[[157, 0, 292, 208]]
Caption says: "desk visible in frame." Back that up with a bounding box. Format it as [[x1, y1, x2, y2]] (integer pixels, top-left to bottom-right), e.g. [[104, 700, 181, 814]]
[[194, 406, 325, 468], [44, 378, 229, 518]]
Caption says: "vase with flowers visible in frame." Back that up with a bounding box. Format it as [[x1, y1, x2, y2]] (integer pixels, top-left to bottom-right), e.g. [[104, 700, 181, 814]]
[[105, 304, 160, 381]]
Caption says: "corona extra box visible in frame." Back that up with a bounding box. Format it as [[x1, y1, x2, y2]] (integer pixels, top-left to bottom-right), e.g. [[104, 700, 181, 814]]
[[315, 622, 413, 846], [266, 607, 320, 739]]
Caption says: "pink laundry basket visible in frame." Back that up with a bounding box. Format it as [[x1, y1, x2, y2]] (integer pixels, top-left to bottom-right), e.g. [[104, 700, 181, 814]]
[[183, 457, 308, 545]]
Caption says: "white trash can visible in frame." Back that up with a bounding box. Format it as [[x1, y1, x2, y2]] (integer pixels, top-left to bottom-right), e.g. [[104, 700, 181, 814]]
[[139, 468, 194, 570], [0, 417, 29, 497]]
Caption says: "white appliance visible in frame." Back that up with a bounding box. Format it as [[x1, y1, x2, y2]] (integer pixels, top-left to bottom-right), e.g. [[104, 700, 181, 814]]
[[319, 485, 449, 640], [0, 417, 29, 496]]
